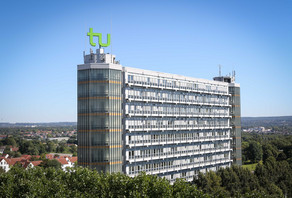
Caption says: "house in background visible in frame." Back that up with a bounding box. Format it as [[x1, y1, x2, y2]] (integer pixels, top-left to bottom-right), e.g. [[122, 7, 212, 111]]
[[0, 158, 10, 172], [0, 154, 77, 172]]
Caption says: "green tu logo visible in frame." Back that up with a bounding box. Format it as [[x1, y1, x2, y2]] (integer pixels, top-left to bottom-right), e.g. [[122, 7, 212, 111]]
[[87, 28, 111, 47]]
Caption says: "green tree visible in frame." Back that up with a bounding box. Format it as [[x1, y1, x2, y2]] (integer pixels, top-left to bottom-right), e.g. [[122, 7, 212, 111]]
[[5, 137, 17, 147], [217, 167, 241, 196], [283, 145, 292, 159], [255, 156, 292, 197], [193, 171, 226, 197], [173, 178, 208, 198], [19, 140, 33, 154], [0, 167, 4, 174], [231, 165, 260, 194], [40, 159, 61, 169], [46, 141, 56, 153], [130, 172, 173, 197], [14, 152, 21, 157], [247, 141, 263, 163], [277, 152, 287, 161], [36, 143, 46, 154], [262, 144, 278, 162], [28, 146, 39, 155], [69, 145, 77, 154]]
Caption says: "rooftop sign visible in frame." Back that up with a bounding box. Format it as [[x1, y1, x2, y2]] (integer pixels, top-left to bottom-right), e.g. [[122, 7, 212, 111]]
[[87, 28, 111, 47]]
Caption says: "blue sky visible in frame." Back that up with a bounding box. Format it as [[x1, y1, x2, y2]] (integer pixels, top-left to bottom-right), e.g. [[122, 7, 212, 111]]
[[0, 0, 291, 122]]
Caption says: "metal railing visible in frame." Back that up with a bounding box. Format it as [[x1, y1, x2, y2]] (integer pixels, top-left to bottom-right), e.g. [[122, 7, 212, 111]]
[[128, 135, 230, 145], [128, 147, 230, 161], [127, 157, 231, 175]]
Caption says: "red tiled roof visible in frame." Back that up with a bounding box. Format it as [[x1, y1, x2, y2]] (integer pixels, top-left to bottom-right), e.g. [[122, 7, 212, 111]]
[[4, 158, 27, 166], [31, 160, 42, 166], [31, 155, 40, 159], [57, 158, 69, 165], [58, 155, 69, 159], [21, 155, 32, 159], [46, 154, 54, 159], [69, 157, 77, 163]]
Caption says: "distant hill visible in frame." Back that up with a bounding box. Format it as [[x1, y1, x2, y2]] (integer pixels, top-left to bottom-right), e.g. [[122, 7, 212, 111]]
[[0, 122, 77, 128], [242, 116, 292, 121], [242, 116, 292, 128], [1, 116, 292, 128]]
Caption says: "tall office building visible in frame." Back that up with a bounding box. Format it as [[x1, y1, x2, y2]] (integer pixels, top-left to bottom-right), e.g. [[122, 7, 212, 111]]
[[78, 49, 241, 182]]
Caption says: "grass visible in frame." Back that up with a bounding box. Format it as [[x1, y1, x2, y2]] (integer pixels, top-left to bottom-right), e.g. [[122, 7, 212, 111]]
[[242, 163, 258, 171]]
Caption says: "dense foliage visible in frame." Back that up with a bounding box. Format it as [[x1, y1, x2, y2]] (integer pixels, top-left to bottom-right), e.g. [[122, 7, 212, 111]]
[[191, 133, 292, 197], [0, 126, 76, 135], [0, 166, 209, 198], [0, 136, 77, 157], [0, 165, 277, 198], [1, 129, 292, 197], [193, 160, 292, 197], [2, 165, 284, 198], [242, 133, 292, 164]]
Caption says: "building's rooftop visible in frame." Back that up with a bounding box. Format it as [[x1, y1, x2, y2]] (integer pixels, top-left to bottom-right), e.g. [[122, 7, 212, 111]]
[[80, 49, 235, 87]]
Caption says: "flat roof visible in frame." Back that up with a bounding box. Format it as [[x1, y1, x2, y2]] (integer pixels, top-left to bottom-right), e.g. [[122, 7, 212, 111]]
[[123, 66, 230, 87]]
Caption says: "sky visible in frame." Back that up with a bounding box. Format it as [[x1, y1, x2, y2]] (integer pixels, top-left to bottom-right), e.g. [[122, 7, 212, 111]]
[[0, 0, 291, 122]]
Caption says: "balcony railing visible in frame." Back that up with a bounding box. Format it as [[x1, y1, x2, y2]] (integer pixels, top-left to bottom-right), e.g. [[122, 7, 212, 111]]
[[127, 147, 231, 162], [126, 95, 229, 107], [128, 135, 231, 146], [127, 157, 231, 176], [127, 111, 230, 118], [127, 124, 231, 132], [127, 81, 229, 96]]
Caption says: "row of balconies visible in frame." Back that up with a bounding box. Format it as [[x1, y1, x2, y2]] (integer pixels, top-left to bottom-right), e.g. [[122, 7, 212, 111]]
[[167, 163, 229, 183], [126, 111, 230, 118], [126, 95, 229, 107], [127, 147, 231, 162], [127, 81, 229, 96], [127, 158, 231, 176], [127, 94, 228, 103], [127, 125, 231, 132], [127, 135, 231, 147]]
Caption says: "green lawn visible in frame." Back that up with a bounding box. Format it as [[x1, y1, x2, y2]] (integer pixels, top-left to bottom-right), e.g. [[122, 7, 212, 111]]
[[242, 163, 258, 171]]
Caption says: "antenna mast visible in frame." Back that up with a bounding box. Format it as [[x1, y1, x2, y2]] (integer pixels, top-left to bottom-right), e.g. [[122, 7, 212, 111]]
[[111, 19, 112, 63], [218, 65, 222, 77], [110, 10, 113, 63]]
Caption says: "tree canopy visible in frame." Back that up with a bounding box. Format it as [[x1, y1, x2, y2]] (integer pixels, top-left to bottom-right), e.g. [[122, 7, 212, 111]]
[[0, 166, 207, 198]]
